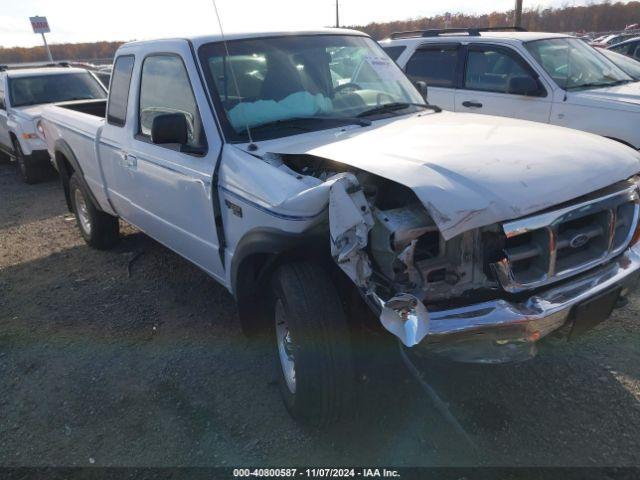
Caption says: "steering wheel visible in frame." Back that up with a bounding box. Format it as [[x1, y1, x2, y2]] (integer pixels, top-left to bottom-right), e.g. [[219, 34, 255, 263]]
[[334, 82, 363, 94]]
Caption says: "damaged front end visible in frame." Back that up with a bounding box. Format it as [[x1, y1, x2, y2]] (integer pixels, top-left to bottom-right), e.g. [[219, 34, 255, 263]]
[[254, 152, 640, 364], [326, 170, 497, 350], [264, 153, 499, 352]]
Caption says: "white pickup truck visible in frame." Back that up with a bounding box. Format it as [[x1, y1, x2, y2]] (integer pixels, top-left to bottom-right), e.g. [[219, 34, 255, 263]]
[[41, 29, 640, 425]]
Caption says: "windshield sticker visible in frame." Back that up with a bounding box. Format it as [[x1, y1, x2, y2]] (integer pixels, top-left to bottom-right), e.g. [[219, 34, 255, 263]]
[[363, 55, 406, 82]]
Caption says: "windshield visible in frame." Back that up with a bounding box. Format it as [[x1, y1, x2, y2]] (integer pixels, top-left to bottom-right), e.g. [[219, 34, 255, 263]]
[[599, 48, 640, 80], [525, 38, 633, 90], [198, 35, 426, 141], [9, 72, 106, 108]]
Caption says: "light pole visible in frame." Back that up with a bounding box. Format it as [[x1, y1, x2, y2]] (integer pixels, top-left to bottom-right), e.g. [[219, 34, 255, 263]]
[[515, 0, 523, 28], [336, 0, 340, 28]]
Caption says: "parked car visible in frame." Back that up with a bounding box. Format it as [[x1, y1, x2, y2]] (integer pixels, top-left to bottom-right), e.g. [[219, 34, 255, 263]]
[[0, 64, 107, 183], [66, 62, 113, 89], [41, 29, 640, 425], [591, 33, 639, 48], [597, 47, 640, 80], [381, 28, 640, 150], [608, 36, 640, 61]]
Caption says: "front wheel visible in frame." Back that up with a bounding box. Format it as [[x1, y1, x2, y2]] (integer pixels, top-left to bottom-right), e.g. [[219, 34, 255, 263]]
[[271, 262, 355, 426], [69, 173, 120, 250]]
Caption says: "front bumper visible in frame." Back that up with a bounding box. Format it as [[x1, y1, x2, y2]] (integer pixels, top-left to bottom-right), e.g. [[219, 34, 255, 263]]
[[413, 244, 640, 363]]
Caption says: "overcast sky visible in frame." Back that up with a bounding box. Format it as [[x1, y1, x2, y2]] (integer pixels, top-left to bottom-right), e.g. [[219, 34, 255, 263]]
[[0, 0, 629, 48]]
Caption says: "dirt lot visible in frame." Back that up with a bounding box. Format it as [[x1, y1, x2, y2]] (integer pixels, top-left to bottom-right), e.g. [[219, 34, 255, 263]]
[[1, 160, 640, 468]]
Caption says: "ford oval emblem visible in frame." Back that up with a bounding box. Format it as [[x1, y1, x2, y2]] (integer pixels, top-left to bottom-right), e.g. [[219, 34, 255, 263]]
[[570, 233, 590, 249]]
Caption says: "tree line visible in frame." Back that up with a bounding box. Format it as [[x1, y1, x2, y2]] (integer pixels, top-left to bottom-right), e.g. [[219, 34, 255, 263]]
[[0, 41, 124, 64], [1, 1, 639, 63], [354, 1, 640, 39]]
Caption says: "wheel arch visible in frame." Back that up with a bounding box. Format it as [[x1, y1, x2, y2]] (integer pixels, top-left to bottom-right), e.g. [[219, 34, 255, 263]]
[[53, 139, 98, 212], [230, 227, 332, 335]]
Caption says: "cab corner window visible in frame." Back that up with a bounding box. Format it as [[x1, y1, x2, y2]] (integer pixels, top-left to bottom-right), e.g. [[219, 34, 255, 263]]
[[138, 55, 205, 153], [405, 46, 459, 88], [107, 55, 135, 126]]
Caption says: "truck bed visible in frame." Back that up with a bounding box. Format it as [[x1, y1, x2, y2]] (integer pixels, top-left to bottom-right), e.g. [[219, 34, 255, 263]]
[[41, 99, 111, 215], [56, 99, 107, 118]]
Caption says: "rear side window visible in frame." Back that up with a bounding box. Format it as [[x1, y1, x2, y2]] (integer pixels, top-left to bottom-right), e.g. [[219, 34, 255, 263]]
[[382, 46, 407, 61], [405, 45, 459, 88], [107, 55, 135, 127], [138, 54, 205, 151]]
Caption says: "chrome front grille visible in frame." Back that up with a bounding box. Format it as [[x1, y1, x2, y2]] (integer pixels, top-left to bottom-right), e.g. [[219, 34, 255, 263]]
[[492, 183, 640, 293]]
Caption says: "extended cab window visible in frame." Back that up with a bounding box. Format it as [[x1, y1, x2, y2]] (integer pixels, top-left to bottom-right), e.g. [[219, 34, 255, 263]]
[[138, 55, 205, 151], [405, 45, 459, 88], [464, 46, 538, 94], [107, 55, 135, 126], [0, 77, 5, 110], [8, 72, 106, 107]]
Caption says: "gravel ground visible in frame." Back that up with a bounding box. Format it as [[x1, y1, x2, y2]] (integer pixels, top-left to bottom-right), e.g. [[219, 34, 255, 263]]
[[1, 160, 639, 468]]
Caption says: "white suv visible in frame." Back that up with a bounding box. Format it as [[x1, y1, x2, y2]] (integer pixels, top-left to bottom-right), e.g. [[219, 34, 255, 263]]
[[0, 64, 107, 183], [381, 28, 640, 150]]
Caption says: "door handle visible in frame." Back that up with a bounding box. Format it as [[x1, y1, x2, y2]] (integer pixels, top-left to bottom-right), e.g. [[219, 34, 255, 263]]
[[119, 152, 137, 168], [462, 101, 483, 109], [125, 154, 137, 168]]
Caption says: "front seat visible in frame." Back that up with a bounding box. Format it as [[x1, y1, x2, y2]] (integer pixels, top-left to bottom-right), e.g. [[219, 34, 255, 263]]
[[260, 52, 305, 101]]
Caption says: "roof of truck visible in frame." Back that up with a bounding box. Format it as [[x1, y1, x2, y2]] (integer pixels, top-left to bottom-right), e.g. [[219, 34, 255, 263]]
[[120, 28, 369, 49]]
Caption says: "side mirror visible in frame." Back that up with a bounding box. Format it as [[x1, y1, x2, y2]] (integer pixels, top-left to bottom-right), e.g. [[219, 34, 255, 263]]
[[415, 80, 428, 102], [508, 75, 540, 96], [151, 113, 188, 145]]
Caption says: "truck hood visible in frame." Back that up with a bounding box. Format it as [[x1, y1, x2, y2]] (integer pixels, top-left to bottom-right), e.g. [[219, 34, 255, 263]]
[[258, 111, 640, 240], [569, 81, 640, 110]]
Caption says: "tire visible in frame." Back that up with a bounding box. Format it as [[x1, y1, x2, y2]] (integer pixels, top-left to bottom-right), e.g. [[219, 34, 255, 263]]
[[13, 139, 40, 184], [69, 173, 120, 250], [271, 262, 355, 426]]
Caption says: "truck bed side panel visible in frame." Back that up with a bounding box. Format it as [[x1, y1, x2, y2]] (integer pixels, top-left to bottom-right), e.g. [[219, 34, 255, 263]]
[[41, 105, 114, 215]]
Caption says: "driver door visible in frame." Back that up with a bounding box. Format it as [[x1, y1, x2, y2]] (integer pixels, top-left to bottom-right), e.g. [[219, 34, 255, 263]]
[[112, 43, 224, 282]]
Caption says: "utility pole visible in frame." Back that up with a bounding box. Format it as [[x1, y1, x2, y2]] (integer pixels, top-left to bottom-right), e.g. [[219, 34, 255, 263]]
[[515, 0, 523, 28], [336, 0, 340, 28]]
